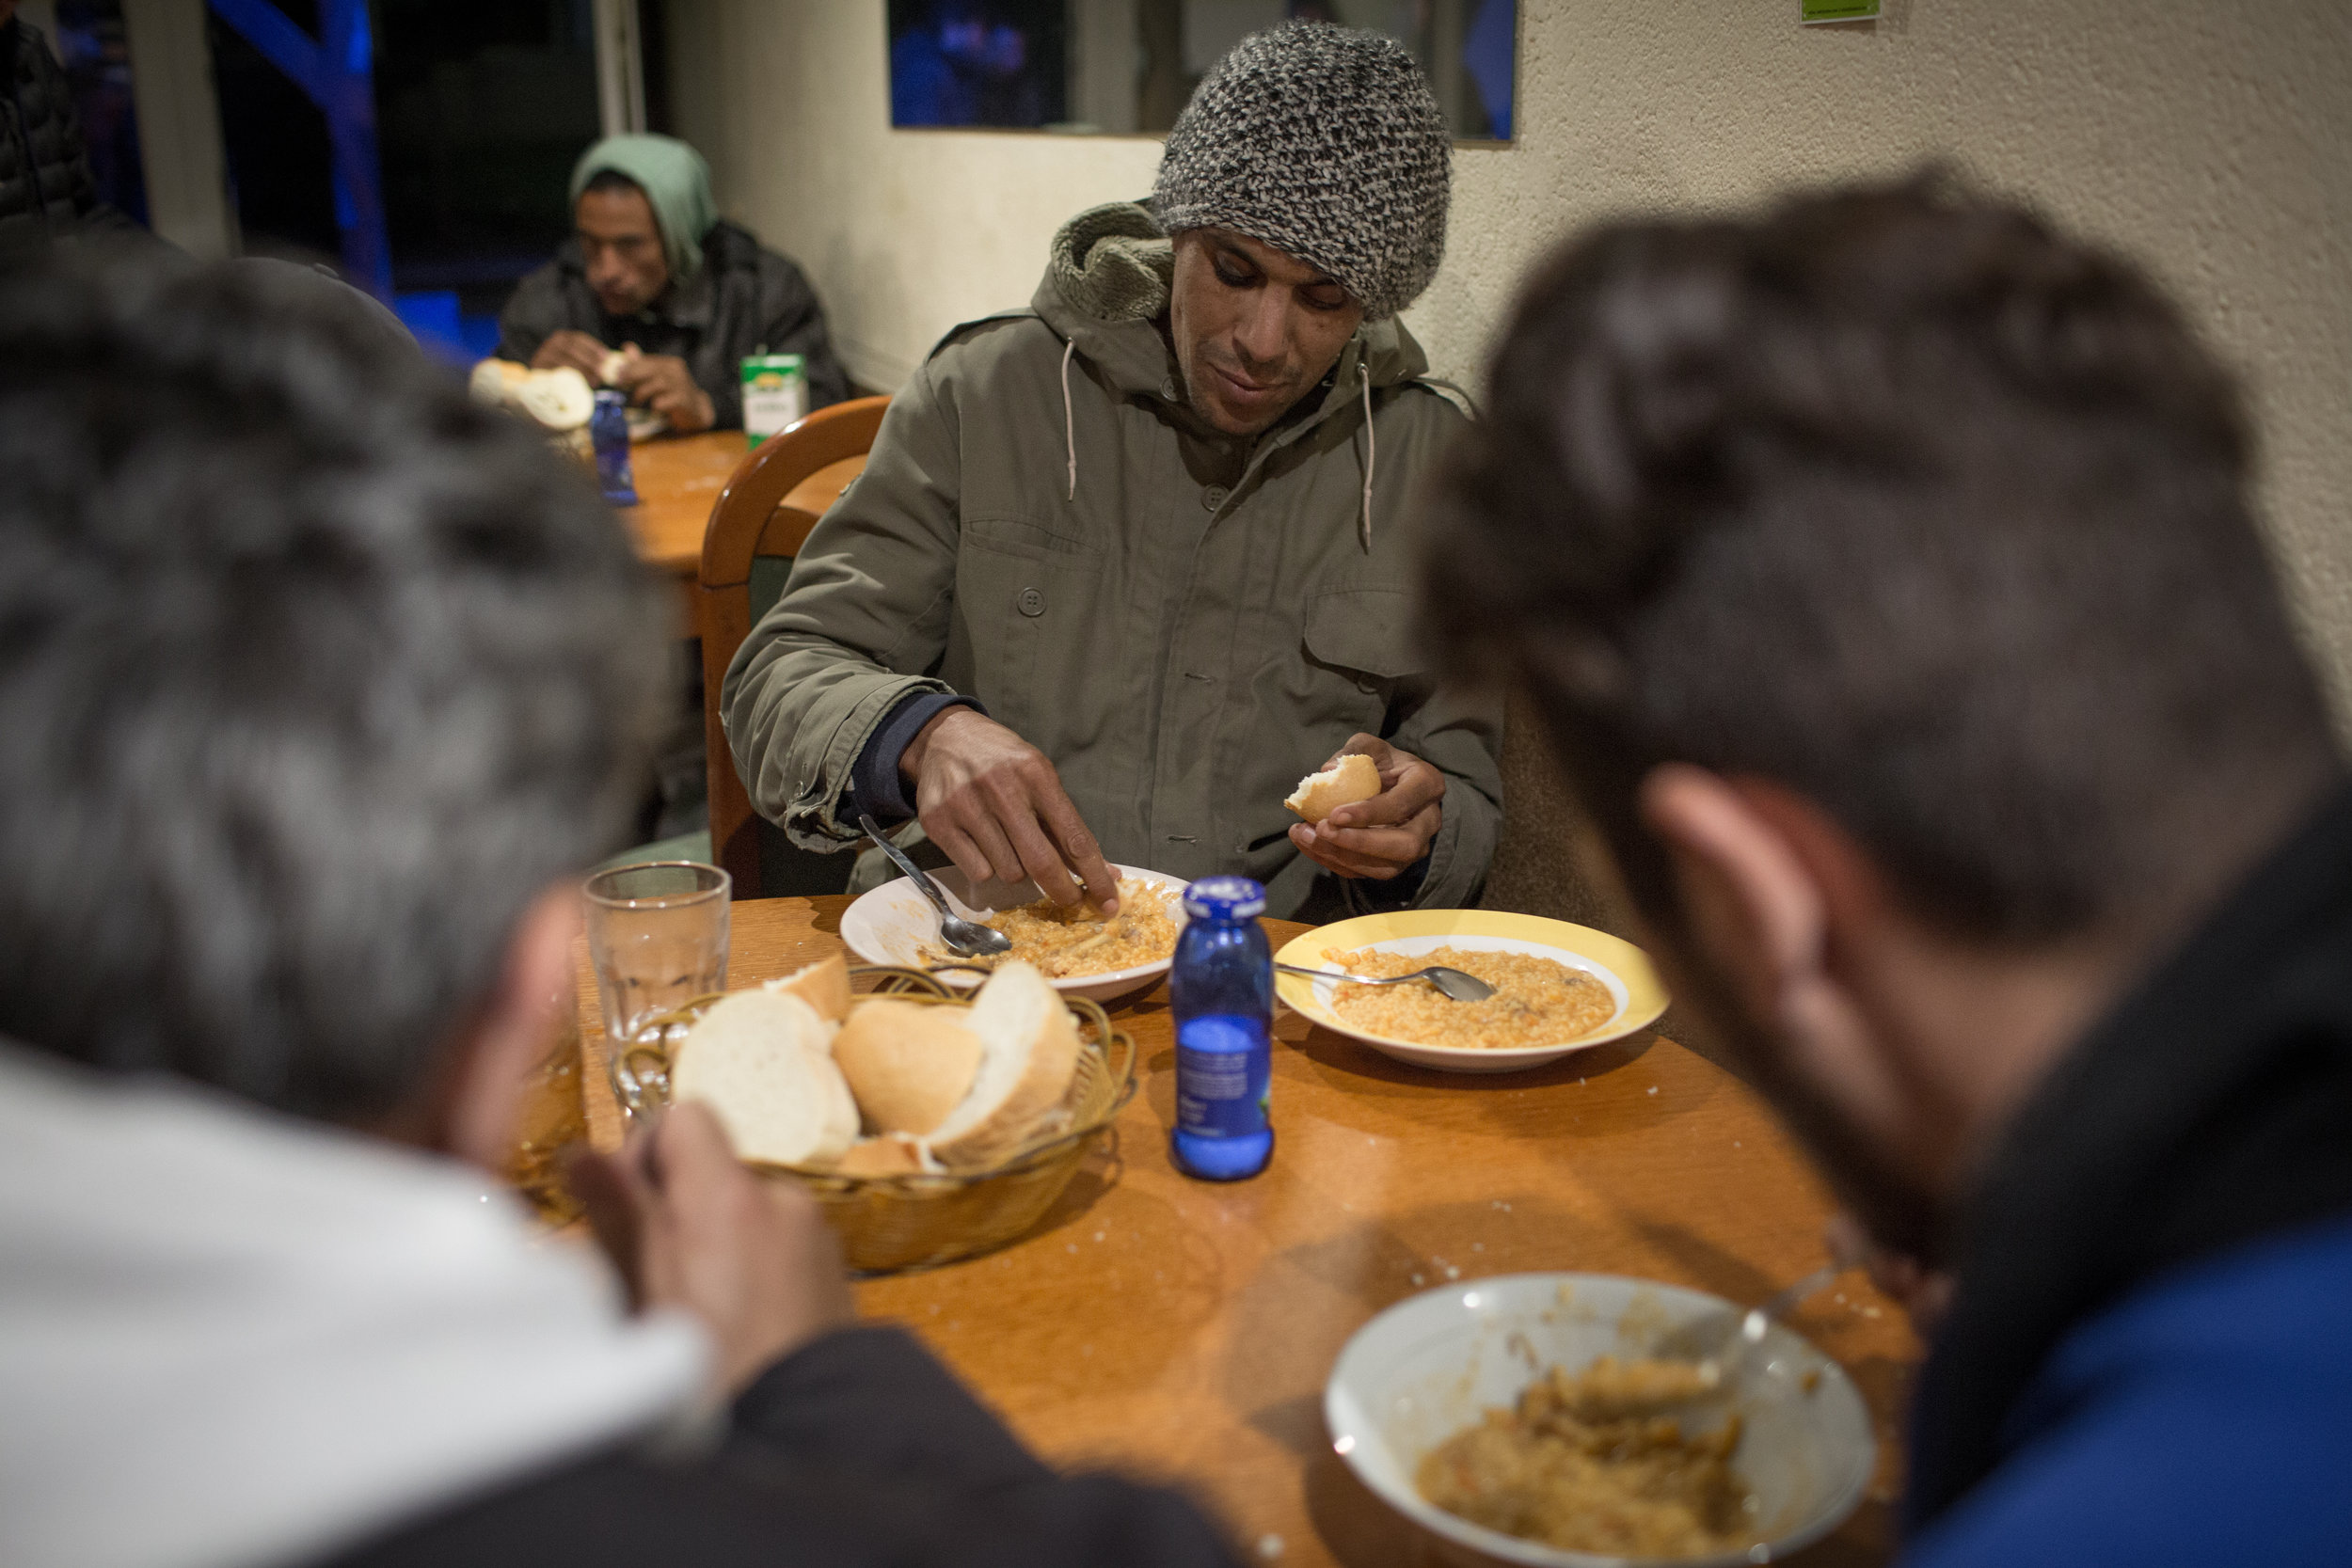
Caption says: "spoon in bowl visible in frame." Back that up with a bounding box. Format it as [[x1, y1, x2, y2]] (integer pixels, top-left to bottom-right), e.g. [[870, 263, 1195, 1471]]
[[857, 813, 1011, 959], [1275, 960, 1496, 1002]]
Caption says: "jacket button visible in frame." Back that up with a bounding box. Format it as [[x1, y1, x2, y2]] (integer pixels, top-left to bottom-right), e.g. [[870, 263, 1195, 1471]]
[[1018, 586, 1046, 617], [1203, 484, 1229, 512], [1160, 377, 1179, 400]]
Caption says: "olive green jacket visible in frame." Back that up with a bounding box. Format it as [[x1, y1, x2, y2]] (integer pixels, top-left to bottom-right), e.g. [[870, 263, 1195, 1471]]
[[722, 203, 1502, 919]]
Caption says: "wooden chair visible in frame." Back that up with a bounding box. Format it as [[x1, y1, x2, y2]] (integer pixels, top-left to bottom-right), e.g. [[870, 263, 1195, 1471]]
[[698, 395, 891, 898]]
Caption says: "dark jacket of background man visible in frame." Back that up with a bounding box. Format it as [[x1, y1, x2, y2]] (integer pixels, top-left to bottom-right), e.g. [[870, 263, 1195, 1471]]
[[499, 219, 851, 430], [0, 13, 133, 248]]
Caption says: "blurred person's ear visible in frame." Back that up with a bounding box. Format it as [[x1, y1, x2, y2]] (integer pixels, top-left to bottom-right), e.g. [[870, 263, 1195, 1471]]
[[380, 884, 580, 1169], [1637, 765, 1915, 1172]]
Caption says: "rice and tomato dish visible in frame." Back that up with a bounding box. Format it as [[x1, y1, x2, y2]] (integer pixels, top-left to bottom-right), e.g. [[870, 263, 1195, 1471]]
[[921, 879, 1179, 978], [1325, 943, 1616, 1049], [1415, 1356, 1755, 1558]]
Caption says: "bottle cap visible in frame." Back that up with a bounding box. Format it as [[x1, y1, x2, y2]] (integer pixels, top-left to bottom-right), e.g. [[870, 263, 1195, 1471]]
[[1182, 875, 1265, 921], [594, 388, 626, 408]]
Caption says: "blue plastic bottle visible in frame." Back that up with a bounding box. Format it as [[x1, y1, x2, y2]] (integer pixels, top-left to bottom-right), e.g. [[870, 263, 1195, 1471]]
[[1169, 875, 1274, 1180], [590, 388, 639, 505]]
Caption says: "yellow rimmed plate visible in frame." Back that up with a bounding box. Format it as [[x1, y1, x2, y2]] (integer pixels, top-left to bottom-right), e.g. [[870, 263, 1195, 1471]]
[[1275, 911, 1668, 1074]]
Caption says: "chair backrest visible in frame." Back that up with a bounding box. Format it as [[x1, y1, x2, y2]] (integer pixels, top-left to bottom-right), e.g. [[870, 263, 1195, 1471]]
[[697, 395, 890, 897]]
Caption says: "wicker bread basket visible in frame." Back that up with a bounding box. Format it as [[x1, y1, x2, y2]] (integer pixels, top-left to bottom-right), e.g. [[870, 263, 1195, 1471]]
[[605, 966, 1137, 1273]]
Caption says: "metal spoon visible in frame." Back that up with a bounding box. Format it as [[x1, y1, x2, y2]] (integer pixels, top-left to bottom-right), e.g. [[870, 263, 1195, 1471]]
[[1276, 960, 1496, 1002], [1653, 1261, 1848, 1392], [857, 813, 1011, 958]]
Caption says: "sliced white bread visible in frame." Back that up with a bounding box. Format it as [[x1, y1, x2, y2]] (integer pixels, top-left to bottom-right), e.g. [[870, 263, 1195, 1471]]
[[670, 990, 857, 1168], [833, 1132, 939, 1178], [763, 953, 852, 1023], [928, 960, 1083, 1169], [1284, 752, 1381, 823], [832, 998, 983, 1136]]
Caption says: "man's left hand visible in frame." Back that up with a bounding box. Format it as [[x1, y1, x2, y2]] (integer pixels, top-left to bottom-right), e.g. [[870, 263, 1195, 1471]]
[[613, 351, 716, 435], [1289, 734, 1444, 880]]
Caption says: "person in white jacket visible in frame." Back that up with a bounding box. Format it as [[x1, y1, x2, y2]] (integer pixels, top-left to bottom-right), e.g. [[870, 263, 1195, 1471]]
[[0, 258, 1241, 1568]]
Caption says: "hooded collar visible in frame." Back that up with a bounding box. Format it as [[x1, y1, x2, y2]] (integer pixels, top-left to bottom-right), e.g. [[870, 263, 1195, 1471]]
[[1030, 199, 1432, 435], [1905, 780, 2352, 1532], [0, 1044, 708, 1568]]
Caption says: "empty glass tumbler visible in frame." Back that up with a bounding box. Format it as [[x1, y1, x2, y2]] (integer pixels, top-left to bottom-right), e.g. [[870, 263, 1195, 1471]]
[[582, 861, 731, 1044]]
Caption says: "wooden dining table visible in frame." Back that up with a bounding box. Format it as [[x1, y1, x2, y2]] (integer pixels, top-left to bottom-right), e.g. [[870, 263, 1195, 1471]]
[[570, 896, 1920, 1567]]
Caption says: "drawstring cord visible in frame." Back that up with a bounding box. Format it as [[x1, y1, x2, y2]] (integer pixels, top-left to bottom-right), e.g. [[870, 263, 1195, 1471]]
[[1061, 335, 1375, 544], [1060, 337, 1078, 501]]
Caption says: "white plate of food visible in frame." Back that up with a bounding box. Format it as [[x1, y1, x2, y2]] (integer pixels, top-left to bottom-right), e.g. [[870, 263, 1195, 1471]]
[[1273, 911, 1668, 1073], [1326, 1273, 1874, 1567], [840, 863, 1190, 1003]]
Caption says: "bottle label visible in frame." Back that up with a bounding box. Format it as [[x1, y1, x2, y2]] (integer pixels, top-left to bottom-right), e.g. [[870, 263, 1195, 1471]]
[[1175, 1015, 1269, 1139], [742, 355, 808, 449]]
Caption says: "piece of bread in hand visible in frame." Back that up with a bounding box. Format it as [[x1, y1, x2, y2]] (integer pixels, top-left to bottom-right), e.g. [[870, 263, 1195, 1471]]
[[832, 998, 983, 1136], [833, 1132, 938, 1178], [670, 990, 857, 1168], [1284, 752, 1381, 823], [927, 961, 1083, 1169], [764, 953, 852, 1023]]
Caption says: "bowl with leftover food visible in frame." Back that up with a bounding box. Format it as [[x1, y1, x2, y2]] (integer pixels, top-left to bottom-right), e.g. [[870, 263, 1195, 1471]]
[[606, 955, 1136, 1273], [1326, 1273, 1875, 1567], [841, 863, 1191, 1003], [1274, 911, 1668, 1073]]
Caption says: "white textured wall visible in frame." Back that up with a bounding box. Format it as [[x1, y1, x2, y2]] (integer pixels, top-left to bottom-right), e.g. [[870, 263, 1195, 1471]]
[[675, 0, 2352, 705]]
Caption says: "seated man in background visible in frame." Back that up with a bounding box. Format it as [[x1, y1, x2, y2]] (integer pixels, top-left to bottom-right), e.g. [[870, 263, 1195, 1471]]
[[726, 23, 1502, 921], [0, 260, 1235, 1568], [499, 133, 850, 434], [1422, 178, 2352, 1565]]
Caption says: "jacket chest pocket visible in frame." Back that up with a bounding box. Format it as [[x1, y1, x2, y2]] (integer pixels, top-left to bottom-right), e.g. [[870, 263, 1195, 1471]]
[[1296, 586, 1424, 729], [953, 517, 1104, 736]]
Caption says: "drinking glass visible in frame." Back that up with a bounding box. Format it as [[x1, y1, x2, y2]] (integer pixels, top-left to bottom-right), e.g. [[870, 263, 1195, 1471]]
[[582, 861, 731, 1045]]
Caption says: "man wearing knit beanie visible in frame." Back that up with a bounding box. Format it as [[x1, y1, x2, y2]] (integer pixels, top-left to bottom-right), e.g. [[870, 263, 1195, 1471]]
[[726, 24, 1502, 924]]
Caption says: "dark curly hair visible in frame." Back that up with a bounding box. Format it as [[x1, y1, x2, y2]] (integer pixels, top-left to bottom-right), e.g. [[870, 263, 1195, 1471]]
[[0, 259, 670, 1120], [1422, 174, 2337, 943]]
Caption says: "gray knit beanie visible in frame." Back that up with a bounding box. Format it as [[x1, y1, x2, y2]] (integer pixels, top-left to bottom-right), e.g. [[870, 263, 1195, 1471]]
[[1153, 23, 1450, 322]]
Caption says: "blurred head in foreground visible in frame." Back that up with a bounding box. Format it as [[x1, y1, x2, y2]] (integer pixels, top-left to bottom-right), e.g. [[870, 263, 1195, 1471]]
[[1422, 176, 2342, 1260], [0, 258, 667, 1151]]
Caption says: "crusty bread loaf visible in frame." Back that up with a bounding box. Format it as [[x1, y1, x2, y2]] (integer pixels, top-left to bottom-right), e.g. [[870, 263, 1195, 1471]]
[[514, 366, 596, 430], [833, 1132, 938, 1178], [764, 953, 852, 1023], [1284, 752, 1381, 823], [928, 961, 1082, 1169], [832, 998, 983, 1136], [670, 990, 857, 1168], [468, 357, 532, 406]]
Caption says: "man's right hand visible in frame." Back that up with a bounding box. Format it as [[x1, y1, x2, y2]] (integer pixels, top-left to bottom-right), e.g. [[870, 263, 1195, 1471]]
[[568, 1103, 854, 1396], [898, 705, 1120, 912], [530, 329, 612, 380]]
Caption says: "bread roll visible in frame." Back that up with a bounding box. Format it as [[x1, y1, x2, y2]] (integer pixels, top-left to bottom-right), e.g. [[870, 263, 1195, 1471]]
[[834, 1132, 937, 1178], [833, 999, 983, 1136], [468, 357, 532, 407], [928, 961, 1082, 1169], [598, 348, 630, 387], [670, 990, 856, 1168], [515, 366, 595, 430], [1284, 752, 1381, 823], [764, 953, 852, 1023]]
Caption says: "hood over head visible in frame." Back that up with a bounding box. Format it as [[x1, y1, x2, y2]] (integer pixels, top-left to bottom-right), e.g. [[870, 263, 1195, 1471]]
[[569, 134, 718, 282]]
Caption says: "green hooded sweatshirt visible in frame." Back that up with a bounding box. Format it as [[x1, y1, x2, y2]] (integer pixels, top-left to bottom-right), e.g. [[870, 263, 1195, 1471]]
[[722, 202, 1502, 920]]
